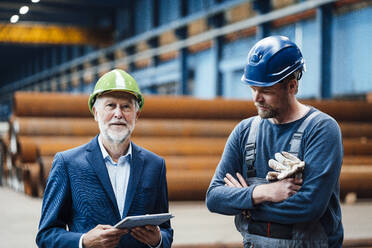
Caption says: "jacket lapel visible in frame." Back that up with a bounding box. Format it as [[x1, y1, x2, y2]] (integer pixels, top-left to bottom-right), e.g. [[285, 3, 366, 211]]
[[122, 142, 144, 217], [86, 136, 121, 220]]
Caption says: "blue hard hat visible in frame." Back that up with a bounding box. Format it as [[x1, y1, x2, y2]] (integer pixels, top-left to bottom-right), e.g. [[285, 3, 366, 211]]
[[241, 35, 305, 87]]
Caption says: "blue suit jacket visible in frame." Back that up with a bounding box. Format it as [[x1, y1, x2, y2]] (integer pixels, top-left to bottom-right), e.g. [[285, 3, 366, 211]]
[[36, 136, 173, 248]]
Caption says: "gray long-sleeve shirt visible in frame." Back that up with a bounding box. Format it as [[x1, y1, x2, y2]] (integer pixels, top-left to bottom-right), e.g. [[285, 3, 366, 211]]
[[206, 107, 343, 247]]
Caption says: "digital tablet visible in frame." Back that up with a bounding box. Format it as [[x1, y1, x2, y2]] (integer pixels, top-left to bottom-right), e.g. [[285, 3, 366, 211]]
[[114, 213, 174, 229]]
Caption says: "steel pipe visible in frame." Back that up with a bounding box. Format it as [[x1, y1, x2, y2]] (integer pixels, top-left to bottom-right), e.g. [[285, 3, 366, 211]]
[[134, 137, 226, 156], [339, 122, 372, 138], [29, 136, 372, 157], [12, 117, 237, 137], [18, 139, 39, 163], [340, 166, 372, 198], [19, 136, 226, 157], [18, 136, 92, 157], [39, 157, 215, 201], [13, 92, 256, 119], [343, 156, 372, 166], [343, 238, 372, 248], [141, 96, 256, 120], [38, 155, 372, 200], [12, 117, 97, 137], [13, 92, 91, 117], [171, 166, 372, 200], [367, 92, 372, 103], [11, 117, 372, 138], [135, 119, 236, 137], [164, 156, 220, 171], [343, 139, 372, 156], [13, 92, 372, 122], [302, 100, 372, 122], [21, 163, 41, 197], [167, 170, 213, 201]]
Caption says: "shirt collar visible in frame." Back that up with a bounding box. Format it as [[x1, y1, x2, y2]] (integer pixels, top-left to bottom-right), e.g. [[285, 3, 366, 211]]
[[98, 135, 132, 165]]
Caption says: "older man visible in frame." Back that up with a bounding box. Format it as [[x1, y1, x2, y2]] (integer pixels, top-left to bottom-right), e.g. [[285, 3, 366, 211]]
[[206, 36, 343, 247], [36, 69, 173, 248]]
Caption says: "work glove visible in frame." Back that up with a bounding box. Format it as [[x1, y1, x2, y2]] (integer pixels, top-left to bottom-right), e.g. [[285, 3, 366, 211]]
[[266, 151, 305, 181]]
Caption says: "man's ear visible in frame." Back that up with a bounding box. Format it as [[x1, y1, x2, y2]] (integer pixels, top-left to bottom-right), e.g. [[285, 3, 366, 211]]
[[93, 106, 98, 122], [288, 79, 298, 95], [135, 110, 141, 120]]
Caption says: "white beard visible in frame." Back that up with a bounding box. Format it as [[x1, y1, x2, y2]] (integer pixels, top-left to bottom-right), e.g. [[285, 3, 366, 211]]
[[98, 118, 134, 145]]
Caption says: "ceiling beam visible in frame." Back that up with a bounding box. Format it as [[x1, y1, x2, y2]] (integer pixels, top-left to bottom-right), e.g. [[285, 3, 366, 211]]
[[0, 0, 126, 9], [0, 2, 112, 15], [39, 0, 126, 8], [0, 23, 113, 46], [0, 10, 108, 27]]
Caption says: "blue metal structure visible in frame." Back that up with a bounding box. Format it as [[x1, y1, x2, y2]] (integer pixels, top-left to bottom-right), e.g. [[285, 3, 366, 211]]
[[318, 4, 333, 99], [253, 0, 271, 40], [0, 0, 371, 120]]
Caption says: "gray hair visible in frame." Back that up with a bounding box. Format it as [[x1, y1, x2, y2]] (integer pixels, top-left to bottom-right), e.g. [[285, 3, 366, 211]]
[[293, 70, 303, 81]]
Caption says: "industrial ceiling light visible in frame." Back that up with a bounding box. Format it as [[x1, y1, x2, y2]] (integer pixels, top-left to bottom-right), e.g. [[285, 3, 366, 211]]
[[19, 6, 29, 14], [10, 15, 19, 23], [31, 0, 40, 3]]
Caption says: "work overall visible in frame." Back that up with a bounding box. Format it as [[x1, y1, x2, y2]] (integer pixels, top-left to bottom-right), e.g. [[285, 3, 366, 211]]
[[236, 112, 329, 248]]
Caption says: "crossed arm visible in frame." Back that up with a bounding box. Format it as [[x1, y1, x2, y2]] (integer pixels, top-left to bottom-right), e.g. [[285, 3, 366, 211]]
[[207, 118, 343, 224], [224, 172, 302, 205]]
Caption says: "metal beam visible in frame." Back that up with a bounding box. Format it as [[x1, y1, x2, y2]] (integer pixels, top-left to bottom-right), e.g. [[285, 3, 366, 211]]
[[253, 0, 271, 39], [0, 2, 111, 15], [0, 0, 125, 9], [208, 12, 225, 96], [175, 27, 189, 95], [40, 0, 125, 8], [0, 12, 101, 27], [110, 0, 338, 67], [318, 3, 333, 99], [0, 23, 112, 45], [109, 0, 252, 53], [0, 17, 92, 27], [0, 0, 338, 95]]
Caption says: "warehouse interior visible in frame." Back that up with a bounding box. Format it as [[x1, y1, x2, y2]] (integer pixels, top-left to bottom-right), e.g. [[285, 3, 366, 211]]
[[0, 0, 372, 247]]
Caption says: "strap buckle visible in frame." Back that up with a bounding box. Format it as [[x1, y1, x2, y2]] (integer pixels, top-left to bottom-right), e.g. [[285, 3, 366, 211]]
[[246, 168, 256, 178], [292, 132, 303, 140], [245, 143, 256, 171]]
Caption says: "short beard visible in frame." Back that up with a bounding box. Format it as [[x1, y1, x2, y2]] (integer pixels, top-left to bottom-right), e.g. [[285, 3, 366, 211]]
[[98, 119, 133, 145], [255, 103, 279, 119]]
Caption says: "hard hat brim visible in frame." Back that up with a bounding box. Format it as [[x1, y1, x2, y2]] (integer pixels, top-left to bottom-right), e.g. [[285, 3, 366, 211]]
[[241, 61, 305, 87], [88, 89, 144, 115]]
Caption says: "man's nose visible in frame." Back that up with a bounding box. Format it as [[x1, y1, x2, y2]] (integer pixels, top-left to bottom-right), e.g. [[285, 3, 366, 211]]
[[113, 106, 123, 118], [253, 91, 263, 103]]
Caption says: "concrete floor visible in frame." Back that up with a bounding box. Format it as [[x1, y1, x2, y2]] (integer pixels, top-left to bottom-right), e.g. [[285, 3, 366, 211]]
[[1, 186, 372, 248]]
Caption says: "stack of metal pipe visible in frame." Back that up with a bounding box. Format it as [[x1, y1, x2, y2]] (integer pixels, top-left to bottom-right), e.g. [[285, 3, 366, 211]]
[[6, 92, 254, 199], [3, 92, 372, 200], [300, 100, 372, 199]]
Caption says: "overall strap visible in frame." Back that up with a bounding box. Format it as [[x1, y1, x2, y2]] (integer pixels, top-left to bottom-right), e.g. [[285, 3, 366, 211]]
[[288, 110, 321, 157], [245, 116, 261, 178]]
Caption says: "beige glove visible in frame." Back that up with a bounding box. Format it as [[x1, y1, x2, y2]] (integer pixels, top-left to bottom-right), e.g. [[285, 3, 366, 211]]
[[266, 151, 305, 181]]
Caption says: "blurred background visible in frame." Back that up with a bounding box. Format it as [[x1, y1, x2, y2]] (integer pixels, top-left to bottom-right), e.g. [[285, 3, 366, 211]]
[[0, 0, 372, 247]]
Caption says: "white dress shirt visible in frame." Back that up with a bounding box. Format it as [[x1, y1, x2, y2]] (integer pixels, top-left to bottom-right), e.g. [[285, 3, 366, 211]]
[[98, 135, 131, 218], [79, 136, 161, 248]]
